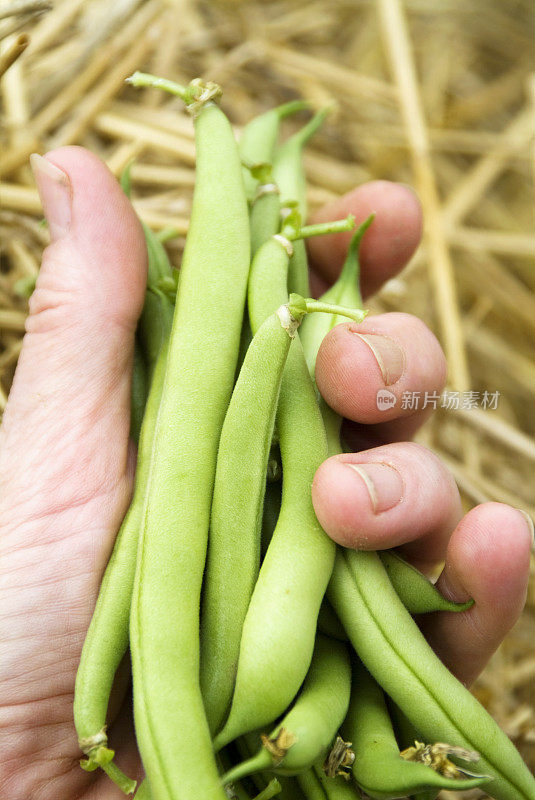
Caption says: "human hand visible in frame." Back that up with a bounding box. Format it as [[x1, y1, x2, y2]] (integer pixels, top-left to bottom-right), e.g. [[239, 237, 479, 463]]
[[0, 147, 146, 799], [0, 148, 530, 800], [308, 183, 532, 688]]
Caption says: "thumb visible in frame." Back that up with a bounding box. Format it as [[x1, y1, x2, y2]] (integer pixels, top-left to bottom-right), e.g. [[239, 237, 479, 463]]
[[0, 146, 147, 525]]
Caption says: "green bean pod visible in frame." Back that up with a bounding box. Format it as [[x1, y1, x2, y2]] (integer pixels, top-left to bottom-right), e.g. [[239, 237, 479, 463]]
[[212, 231, 361, 752], [221, 635, 351, 783], [240, 100, 310, 200], [298, 221, 368, 461], [317, 400, 342, 457], [328, 549, 535, 800], [74, 196, 176, 792], [213, 239, 335, 751], [379, 550, 474, 615], [299, 216, 372, 379], [127, 75, 250, 800], [250, 184, 282, 256], [201, 303, 307, 736], [273, 107, 331, 297], [273, 108, 330, 215], [238, 173, 283, 385], [74, 342, 169, 795], [342, 660, 486, 799], [285, 240, 308, 298], [248, 237, 295, 328], [213, 334, 333, 750]]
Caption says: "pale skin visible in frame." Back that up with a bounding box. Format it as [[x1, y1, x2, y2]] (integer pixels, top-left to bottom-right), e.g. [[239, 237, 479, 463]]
[[0, 147, 531, 800]]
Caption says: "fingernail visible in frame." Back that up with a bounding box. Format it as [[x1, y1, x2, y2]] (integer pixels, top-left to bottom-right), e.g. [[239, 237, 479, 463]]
[[346, 462, 404, 513], [30, 153, 72, 239], [354, 333, 405, 385], [518, 510, 535, 550]]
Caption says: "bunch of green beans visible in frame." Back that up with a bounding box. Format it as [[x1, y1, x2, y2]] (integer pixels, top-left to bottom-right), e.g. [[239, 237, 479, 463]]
[[71, 73, 535, 800]]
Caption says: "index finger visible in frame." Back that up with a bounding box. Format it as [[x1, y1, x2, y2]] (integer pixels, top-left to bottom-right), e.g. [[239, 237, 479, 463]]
[[307, 180, 423, 299]]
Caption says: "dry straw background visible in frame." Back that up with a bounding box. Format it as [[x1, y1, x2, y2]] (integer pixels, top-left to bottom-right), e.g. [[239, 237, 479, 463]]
[[1, 0, 535, 790]]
